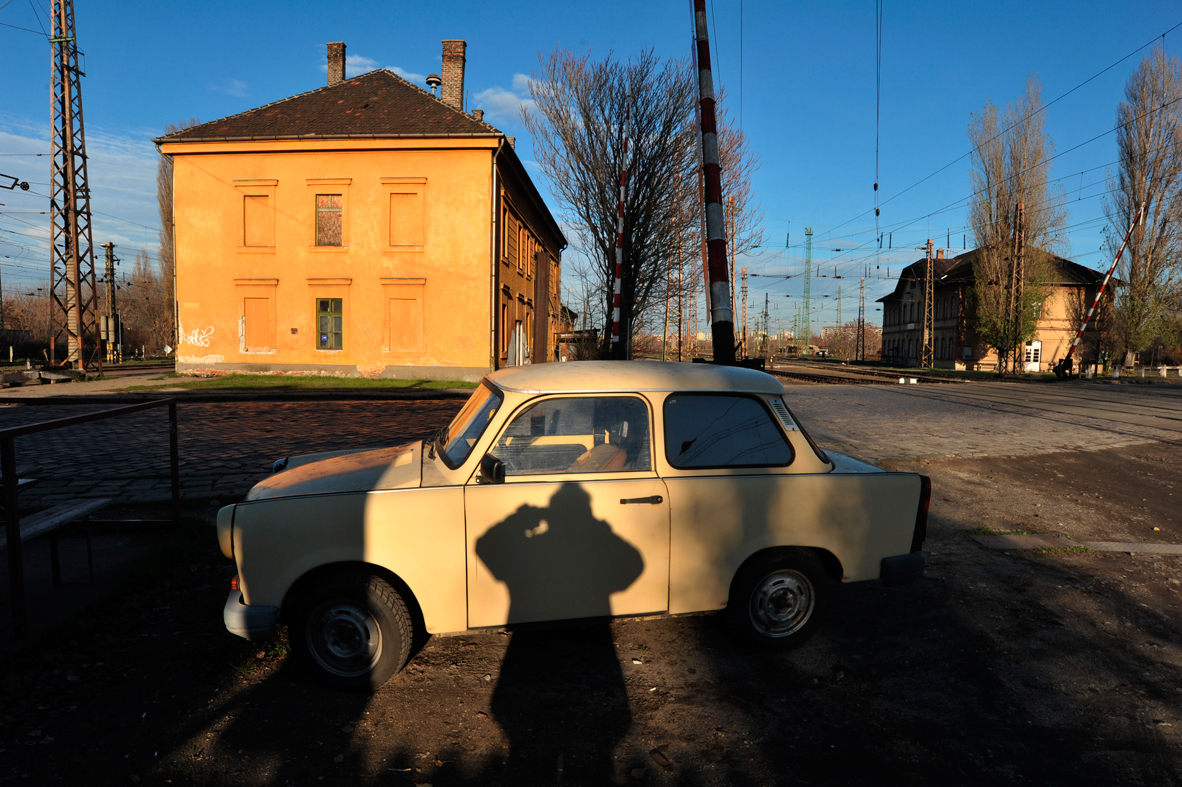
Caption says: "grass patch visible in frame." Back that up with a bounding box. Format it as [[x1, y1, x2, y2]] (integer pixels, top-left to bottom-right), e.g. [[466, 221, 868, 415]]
[[122, 373, 477, 392], [965, 527, 1045, 536], [1030, 546, 1092, 555]]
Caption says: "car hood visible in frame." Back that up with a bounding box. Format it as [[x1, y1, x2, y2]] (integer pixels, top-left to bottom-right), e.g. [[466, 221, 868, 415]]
[[245, 442, 423, 501]]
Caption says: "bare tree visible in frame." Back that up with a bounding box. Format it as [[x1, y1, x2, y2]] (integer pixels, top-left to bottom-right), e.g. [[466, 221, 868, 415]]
[[1105, 48, 1182, 366], [526, 50, 761, 358], [156, 118, 199, 351], [820, 320, 882, 361], [967, 77, 1067, 373], [120, 248, 174, 353]]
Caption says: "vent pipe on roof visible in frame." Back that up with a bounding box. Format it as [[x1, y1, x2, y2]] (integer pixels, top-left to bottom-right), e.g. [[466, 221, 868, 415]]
[[441, 39, 466, 111], [327, 42, 346, 87], [426, 73, 442, 97]]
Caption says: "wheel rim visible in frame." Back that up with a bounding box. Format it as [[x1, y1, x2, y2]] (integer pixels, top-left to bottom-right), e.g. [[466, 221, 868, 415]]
[[748, 569, 814, 638], [306, 599, 383, 678]]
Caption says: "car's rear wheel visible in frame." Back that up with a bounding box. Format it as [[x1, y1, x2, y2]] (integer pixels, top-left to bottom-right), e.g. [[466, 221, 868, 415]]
[[290, 570, 412, 692], [726, 549, 829, 650]]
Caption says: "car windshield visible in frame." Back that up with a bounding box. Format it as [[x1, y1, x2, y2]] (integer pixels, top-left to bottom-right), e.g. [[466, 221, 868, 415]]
[[438, 383, 503, 468]]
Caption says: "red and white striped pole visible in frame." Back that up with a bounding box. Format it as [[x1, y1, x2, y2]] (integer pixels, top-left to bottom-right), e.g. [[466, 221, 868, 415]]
[[1060, 202, 1145, 372], [693, 0, 735, 365], [610, 98, 632, 357]]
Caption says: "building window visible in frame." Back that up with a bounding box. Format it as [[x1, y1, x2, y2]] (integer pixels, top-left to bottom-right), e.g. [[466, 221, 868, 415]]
[[500, 301, 508, 356], [316, 195, 343, 246], [389, 295, 422, 352], [389, 190, 425, 247], [507, 213, 520, 269], [244, 297, 273, 351], [317, 298, 343, 349], [243, 195, 274, 247]]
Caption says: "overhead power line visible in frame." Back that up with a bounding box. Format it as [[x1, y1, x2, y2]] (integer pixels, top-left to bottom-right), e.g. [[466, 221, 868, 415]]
[[815, 19, 1182, 244]]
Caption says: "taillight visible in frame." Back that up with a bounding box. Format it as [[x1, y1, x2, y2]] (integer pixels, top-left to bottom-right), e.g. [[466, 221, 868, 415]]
[[231, 575, 239, 592], [912, 476, 932, 553]]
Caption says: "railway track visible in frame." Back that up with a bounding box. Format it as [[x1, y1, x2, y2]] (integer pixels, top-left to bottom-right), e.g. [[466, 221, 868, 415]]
[[768, 363, 965, 386]]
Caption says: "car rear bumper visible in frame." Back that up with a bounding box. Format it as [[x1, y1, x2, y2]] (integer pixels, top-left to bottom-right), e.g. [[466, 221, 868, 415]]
[[223, 590, 279, 641], [880, 552, 925, 587]]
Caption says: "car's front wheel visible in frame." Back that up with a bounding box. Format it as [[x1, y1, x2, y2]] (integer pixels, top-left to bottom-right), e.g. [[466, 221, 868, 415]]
[[290, 570, 412, 691], [726, 549, 829, 650]]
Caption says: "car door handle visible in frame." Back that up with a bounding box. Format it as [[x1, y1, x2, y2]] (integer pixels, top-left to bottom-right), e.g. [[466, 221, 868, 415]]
[[620, 495, 663, 505]]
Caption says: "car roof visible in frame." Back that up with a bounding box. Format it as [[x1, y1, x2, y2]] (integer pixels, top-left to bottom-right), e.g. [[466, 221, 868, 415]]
[[485, 360, 786, 395]]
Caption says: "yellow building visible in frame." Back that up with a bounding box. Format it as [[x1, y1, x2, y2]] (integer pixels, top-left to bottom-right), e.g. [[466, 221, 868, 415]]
[[878, 248, 1112, 372], [156, 40, 566, 381]]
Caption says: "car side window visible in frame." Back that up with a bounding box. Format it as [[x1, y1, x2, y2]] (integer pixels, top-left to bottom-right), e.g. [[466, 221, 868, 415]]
[[490, 396, 652, 476], [663, 394, 793, 469]]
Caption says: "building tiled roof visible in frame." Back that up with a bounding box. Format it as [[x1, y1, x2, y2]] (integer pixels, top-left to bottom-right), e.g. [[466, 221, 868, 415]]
[[154, 69, 499, 143], [876, 248, 1109, 302]]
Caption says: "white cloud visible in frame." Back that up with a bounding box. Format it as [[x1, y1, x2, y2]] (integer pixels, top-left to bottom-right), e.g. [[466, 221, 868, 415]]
[[316, 53, 418, 83], [390, 66, 427, 87], [345, 54, 380, 76], [208, 79, 249, 98], [0, 115, 162, 282], [511, 73, 536, 94], [474, 73, 537, 126]]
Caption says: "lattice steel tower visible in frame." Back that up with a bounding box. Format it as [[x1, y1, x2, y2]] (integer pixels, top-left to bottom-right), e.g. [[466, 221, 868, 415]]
[[802, 228, 812, 354], [49, 0, 98, 368]]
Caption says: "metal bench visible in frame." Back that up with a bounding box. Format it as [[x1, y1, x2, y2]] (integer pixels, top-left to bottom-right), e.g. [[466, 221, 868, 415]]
[[0, 498, 111, 585]]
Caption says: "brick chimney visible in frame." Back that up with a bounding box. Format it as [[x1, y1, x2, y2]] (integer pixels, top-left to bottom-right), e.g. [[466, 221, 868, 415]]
[[936, 249, 944, 260], [441, 39, 466, 111], [327, 42, 346, 87]]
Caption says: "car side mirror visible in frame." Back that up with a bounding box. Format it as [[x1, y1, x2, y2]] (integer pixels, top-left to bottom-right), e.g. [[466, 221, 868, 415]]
[[478, 454, 505, 485]]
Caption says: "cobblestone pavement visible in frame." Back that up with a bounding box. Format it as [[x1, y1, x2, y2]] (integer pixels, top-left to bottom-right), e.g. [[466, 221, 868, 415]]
[[3, 380, 1180, 507], [788, 381, 1181, 461], [3, 400, 460, 508]]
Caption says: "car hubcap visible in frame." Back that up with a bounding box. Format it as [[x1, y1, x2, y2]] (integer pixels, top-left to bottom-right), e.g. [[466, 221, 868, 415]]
[[307, 600, 382, 678], [749, 569, 814, 637]]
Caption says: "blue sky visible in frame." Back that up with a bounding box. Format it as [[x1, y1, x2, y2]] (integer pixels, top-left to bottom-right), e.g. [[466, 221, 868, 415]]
[[1, 0, 1179, 336]]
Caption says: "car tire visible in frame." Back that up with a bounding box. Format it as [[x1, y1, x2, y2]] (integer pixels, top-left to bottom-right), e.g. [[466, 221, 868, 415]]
[[726, 549, 829, 650], [290, 570, 412, 692]]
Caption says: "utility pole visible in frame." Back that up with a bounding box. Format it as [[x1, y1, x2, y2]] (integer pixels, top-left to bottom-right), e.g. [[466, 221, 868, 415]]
[[860, 282, 868, 362], [1011, 202, 1025, 373], [762, 292, 769, 358], [662, 261, 672, 361], [740, 266, 748, 359], [803, 229, 813, 355], [921, 238, 934, 368], [609, 95, 632, 360], [692, 0, 735, 365], [727, 196, 737, 321], [100, 241, 119, 362], [49, 0, 99, 369]]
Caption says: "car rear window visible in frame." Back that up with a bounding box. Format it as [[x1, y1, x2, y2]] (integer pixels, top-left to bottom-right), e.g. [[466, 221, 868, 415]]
[[663, 394, 793, 469]]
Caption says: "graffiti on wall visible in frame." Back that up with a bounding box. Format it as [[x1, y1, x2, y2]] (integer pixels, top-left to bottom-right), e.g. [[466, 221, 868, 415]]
[[179, 323, 215, 347]]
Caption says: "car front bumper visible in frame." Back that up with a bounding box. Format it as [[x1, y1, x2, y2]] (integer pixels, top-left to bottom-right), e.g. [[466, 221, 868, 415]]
[[223, 590, 279, 641], [880, 552, 925, 587]]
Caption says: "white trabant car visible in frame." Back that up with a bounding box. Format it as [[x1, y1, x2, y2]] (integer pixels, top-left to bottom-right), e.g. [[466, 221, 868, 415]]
[[218, 361, 929, 691]]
